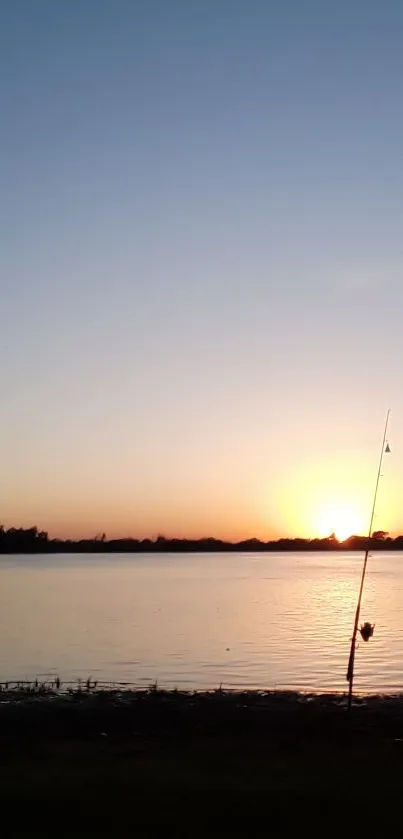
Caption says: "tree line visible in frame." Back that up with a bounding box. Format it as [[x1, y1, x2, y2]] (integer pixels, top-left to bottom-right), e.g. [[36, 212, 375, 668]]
[[0, 525, 402, 554]]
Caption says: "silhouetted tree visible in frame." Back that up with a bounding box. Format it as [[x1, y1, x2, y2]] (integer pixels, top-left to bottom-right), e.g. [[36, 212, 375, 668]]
[[372, 530, 389, 541], [0, 525, 403, 554]]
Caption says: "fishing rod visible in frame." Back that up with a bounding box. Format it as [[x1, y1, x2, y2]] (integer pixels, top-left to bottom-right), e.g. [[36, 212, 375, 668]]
[[346, 409, 391, 711]]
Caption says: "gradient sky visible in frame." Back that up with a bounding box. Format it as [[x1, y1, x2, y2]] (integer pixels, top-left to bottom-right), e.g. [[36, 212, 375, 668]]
[[1, 0, 402, 540]]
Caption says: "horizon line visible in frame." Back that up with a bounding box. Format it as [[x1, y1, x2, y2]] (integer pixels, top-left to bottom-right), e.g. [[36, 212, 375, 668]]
[[0, 525, 396, 545]]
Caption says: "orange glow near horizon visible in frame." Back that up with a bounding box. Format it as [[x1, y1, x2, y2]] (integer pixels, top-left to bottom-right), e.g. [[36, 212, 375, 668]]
[[313, 501, 366, 541], [272, 449, 399, 543], [0, 435, 400, 542]]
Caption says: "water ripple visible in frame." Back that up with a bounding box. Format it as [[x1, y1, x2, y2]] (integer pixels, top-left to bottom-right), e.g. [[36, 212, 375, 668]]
[[0, 551, 402, 692]]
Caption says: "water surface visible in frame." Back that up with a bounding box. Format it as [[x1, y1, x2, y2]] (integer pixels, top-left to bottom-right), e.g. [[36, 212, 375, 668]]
[[0, 551, 402, 693]]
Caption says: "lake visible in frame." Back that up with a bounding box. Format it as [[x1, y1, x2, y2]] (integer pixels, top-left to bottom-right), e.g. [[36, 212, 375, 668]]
[[0, 551, 402, 693]]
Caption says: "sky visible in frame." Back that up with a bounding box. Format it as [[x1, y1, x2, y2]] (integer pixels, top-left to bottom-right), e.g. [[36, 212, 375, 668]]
[[1, 0, 403, 540]]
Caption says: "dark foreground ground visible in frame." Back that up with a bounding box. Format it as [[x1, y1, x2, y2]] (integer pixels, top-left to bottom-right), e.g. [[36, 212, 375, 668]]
[[1, 687, 403, 836]]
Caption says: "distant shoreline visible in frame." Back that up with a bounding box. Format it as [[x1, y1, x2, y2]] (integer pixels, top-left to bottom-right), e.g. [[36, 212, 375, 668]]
[[0, 526, 401, 554]]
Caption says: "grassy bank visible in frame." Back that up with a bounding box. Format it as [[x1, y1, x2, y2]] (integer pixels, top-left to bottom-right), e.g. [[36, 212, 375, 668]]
[[1, 687, 403, 835]]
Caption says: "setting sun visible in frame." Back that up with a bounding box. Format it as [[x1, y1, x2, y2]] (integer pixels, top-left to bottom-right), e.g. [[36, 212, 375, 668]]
[[314, 502, 366, 542]]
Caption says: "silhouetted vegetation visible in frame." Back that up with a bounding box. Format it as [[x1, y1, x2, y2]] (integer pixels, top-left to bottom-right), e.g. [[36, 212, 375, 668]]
[[1, 525, 403, 554]]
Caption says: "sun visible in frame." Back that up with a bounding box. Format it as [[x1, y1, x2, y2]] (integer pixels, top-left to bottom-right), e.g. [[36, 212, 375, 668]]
[[315, 502, 365, 542]]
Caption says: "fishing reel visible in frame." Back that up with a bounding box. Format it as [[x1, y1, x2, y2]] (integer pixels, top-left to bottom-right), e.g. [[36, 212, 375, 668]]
[[359, 622, 375, 642]]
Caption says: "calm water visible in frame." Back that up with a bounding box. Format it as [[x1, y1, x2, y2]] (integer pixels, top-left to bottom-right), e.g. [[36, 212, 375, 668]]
[[0, 551, 402, 693]]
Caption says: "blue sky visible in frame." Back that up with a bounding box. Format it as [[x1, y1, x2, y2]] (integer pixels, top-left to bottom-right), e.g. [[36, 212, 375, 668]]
[[1, 0, 402, 539]]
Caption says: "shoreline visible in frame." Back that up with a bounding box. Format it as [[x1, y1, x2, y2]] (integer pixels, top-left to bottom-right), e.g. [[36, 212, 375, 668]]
[[2, 527, 403, 554], [1, 545, 402, 554], [2, 683, 403, 720], [2, 680, 402, 700], [2, 685, 403, 832], [1, 680, 402, 695]]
